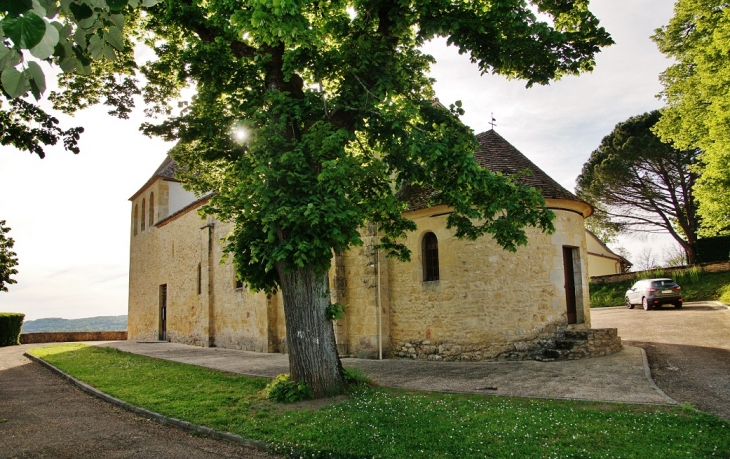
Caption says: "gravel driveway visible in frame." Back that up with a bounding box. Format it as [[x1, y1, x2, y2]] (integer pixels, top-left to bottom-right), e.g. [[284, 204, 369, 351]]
[[592, 301, 730, 421]]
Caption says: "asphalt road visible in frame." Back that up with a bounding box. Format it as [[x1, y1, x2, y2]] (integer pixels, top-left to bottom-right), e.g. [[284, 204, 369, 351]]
[[592, 301, 730, 421]]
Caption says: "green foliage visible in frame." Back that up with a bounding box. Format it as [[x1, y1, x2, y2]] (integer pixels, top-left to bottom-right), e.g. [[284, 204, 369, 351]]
[[0, 0, 145, 157], [0, 220, 19, 292], [0, 99, 84, 158], [342, 367, 372, 388], [21, 315, 128, 332], [0, 0, 155, 99], [652, 0, 730, 236], [152, 0, 612, 292], [325, 303, 347, 321], [696, 235, 730, 263], [584, 204, 621, 246], [265, 373, 313, 403], [576, 111, 700, 263], [28, 344, 730, 458], [590, 269, 730, 307], [0, 312, 25, 346], [672, 265, 701, 284], [7, 0, 613, 397]]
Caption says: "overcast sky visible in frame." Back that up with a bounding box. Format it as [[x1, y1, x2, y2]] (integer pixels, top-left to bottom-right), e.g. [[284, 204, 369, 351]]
[[0, 0, 677, 320]]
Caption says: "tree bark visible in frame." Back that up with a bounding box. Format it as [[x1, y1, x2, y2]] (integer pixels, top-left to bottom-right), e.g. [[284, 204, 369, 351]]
[[275, 263, 344, 398]]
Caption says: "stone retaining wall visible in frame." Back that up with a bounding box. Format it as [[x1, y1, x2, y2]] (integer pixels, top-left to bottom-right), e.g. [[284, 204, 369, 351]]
[[591, 261, 730, 285], [20, 331, 128, 344]]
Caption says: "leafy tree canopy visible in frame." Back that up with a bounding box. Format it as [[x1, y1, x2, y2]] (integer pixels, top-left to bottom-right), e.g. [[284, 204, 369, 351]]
[[2, 0, 613, 397], [652, 0, 730, 236], [0, 0, 151, 157], [576, 111, 700, 264], [0, 220, 19, 292]]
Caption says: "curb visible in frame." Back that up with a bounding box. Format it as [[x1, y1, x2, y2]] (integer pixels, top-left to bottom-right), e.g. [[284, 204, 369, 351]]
[[710, 300, 730, 310], [637, 348, 679, 405], [23, 352, 271, 452]]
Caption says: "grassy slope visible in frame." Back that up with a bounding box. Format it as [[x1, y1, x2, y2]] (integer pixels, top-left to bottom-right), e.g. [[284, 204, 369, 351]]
[[29, 344, 730, 459], [590, 271, 730, 308]]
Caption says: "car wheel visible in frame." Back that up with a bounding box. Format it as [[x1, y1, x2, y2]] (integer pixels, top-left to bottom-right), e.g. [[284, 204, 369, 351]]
[[642, 297, 651, 311], [625, 297, 634, 309], [674, 303, 683, 309]]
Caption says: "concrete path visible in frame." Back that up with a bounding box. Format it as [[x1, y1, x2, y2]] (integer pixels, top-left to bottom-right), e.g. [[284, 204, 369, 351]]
[[105, 340, 674, 405]]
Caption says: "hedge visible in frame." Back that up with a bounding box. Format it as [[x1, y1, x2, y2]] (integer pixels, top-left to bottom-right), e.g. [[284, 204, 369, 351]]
[[0, 313, 25, 346], [697, 235, 730, 263]]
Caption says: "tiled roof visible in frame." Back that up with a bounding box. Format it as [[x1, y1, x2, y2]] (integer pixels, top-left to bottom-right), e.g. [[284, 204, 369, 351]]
[[400, 129, 583, 211], [129, 155, 180, 201], [474, 130, 578, 201], [151, 155, 180, 180]]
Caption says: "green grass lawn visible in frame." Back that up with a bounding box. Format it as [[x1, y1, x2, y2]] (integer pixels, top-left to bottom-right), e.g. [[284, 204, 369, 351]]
[[590, 270, 730, 308], [29, 344, 730, 458]]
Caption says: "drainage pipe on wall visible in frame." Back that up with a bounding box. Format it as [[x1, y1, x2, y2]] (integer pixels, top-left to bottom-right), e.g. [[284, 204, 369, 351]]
[[376, 224, 383, 360]]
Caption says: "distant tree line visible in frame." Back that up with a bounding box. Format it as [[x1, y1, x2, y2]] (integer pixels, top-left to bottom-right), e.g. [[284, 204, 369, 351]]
[[22, 315, 128, 333]]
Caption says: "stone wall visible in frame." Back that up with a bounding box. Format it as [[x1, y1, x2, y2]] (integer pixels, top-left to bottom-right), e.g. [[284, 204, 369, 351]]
[[128, 180, 283, 352], [129, 181, 616, 362], [343, 202, 593, 361], [20, 331, 128, 344], [332, 223, 391, 358], [590, 261, 730, 285]]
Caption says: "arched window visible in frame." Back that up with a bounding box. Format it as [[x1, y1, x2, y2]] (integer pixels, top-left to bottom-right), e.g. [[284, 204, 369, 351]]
[[141, 199, 146, 231], [423, 232, 439, 281], [149, 192, 155, 227], [133, 205, 138, 236]]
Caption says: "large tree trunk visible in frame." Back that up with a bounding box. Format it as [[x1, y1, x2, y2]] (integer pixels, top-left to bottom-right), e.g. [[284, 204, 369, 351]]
[[685, 240, 697, 266], [275, 263, 344, 398]]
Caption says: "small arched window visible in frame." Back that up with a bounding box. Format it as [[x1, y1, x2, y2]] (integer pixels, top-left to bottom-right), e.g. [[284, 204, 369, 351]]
[[149, 192, 155, 227], [141, 199, 146, 231], [133, 204, 138, 236], [423, 232, 439, 281]]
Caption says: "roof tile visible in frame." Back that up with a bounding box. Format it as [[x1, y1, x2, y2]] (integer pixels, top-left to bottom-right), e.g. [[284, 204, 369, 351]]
[[400, 129, 583, 210]]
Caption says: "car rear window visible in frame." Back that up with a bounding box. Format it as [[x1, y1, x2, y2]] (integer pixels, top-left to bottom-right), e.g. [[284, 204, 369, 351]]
[[651, 280, 677, 288]]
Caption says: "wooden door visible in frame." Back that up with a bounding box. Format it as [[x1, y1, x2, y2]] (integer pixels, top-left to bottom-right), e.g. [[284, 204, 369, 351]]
[[159, 284, 167, 341], [563, 247, 577, 324]]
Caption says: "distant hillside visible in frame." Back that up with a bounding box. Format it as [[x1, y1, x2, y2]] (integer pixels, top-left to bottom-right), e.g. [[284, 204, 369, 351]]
[[22, 315, 128, 333]]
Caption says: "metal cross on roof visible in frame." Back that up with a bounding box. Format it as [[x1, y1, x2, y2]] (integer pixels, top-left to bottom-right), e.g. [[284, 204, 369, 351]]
[[489, 113, 497, 129]]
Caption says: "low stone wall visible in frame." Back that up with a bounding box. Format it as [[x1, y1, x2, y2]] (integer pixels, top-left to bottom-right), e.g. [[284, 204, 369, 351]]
[[20, 331, 128, 344], [591, 261, 730, 285], [394, 327, 622, 362]]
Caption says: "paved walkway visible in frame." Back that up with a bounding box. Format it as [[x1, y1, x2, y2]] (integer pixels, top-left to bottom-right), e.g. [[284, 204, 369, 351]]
[[104, 340, 675, 405]]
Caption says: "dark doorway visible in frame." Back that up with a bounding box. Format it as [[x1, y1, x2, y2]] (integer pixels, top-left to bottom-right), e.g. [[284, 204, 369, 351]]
[[159, 284, 167, 341], [563, 247, 577, 324]]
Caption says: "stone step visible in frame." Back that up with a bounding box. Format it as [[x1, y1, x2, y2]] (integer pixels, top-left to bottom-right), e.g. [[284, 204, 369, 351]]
[[539, 328, 622, 361], [554, 339, 581, 350], [542, 348, 571, 360], [564, 329, 591, 340]]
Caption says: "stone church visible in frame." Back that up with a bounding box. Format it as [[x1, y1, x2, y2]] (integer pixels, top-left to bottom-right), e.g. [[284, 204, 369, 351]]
[[128, 129, 621, 361]]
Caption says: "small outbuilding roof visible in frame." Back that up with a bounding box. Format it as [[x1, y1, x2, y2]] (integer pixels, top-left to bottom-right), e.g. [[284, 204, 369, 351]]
[[399, 129, 587, 211]]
